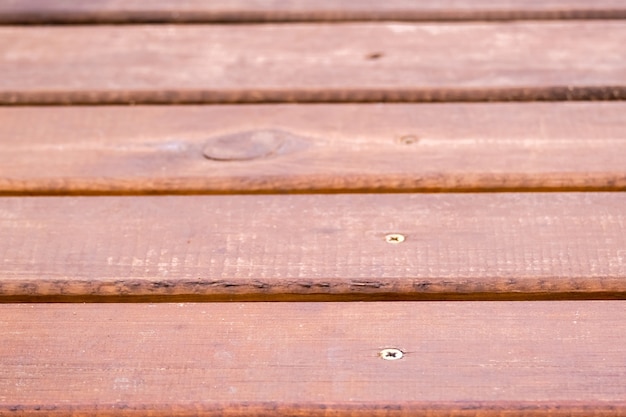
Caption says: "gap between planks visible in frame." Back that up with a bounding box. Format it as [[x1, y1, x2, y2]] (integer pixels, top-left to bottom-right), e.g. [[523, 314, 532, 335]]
[[1, 0, 626, 24]]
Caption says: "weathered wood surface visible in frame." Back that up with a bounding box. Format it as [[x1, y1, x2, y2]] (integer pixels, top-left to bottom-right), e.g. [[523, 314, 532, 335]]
[[2, 0, 626, 23], [1, 302, 625, 415], [1, 22, 625, 105], [1, 103, 625, 194], [1, 193, 624, 301]]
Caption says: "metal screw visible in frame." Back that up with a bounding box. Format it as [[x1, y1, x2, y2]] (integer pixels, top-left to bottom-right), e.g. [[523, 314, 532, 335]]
[[366, 52, 384, 60], [397, 135, 419, 145], [380, 348, 404, 361], [385, 233, 405, 244]]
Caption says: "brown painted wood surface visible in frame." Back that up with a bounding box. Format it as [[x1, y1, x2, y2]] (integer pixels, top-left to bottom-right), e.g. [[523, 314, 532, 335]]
[[1, 302, 626, 415], [1, 22, 626, 105], [2, 0, 626, 23], [1, 193, 624, 301], [2, 2, 624, 414], [1, 103, 626, 194]]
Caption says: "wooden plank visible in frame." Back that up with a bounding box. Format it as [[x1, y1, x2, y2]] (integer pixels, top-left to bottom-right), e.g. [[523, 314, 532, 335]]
[[1, 22, 625, 105], [1, 193, 624, 301], [1, 0, 626, 24], [1, 302, 625, 415], [1, 103, 625, 194]]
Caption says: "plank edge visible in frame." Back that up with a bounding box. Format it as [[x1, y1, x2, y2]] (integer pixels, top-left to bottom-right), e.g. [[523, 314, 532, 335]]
[[2, 9, 626, 24], [3, 402, 626, 417], [0, 86, 624, 106], [2, 277, 626, 302]]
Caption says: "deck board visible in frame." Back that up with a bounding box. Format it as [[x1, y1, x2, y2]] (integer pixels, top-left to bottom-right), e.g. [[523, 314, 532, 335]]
[[1, 0, 625, 23], [1, 193, 624, 301], [1, 0, 624, 414], [1, 22, 625, 104], [1, 103, 625, 194], [1, 302, 625, 415]]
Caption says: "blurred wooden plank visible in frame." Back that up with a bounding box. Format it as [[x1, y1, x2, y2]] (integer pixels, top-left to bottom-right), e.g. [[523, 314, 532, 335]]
[[1, 22, 625, 105], [1, 193, 624, 301], [1, 103, 625, 194], [1, 0, 625, 24], [1, 302, 625, 415]]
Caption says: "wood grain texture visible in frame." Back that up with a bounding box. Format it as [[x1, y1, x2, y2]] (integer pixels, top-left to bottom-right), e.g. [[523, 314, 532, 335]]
[[1, 193, 624, 301], [1, 0, 626, 23], [1, 103, 626, 194], [1, 22, 625, 105], [1, 302, 626, 415]]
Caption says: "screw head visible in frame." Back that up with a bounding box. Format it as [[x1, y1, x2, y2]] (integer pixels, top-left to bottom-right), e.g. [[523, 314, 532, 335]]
[[385, 233, 405, 244], [366, 52, 384, 60], [397, 135, 419, 145], [380, 348, 404, 361]]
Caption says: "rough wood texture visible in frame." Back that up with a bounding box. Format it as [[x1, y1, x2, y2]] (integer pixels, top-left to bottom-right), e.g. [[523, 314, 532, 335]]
[[1, 193, 624, 301], [1, 103, 625, 194], [1, 22, 625, 105], [1, 302, 625, 415], [1, 0, 626, 23]]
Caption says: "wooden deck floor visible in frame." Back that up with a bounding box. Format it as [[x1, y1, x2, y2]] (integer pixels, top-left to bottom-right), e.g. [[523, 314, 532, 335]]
[[0, 1, 625, 415]]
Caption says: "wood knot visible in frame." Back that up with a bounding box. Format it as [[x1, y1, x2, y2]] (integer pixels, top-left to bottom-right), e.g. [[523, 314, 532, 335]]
[[202, 129, 297, 161]]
